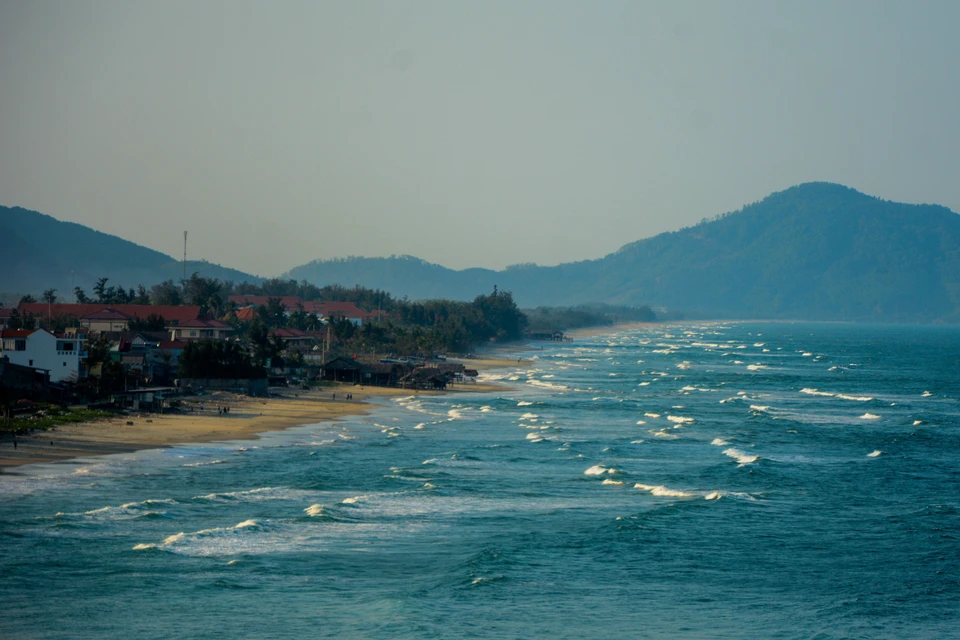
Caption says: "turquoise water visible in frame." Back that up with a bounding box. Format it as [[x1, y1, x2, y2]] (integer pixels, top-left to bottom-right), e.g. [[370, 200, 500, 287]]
[[2, 322, 959, 639]]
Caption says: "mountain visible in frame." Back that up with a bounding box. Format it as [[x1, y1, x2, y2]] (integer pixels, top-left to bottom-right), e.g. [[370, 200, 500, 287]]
[[0, 206, 260, 294], [286, 183, 960, 322], [7, 184, 960, 322]]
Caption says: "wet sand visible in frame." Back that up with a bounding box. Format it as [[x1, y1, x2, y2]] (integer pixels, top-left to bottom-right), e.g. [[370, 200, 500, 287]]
[[0, 361, 521, 471]]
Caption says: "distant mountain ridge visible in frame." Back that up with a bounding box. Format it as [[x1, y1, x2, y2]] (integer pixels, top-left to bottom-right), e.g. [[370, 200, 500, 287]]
[[1, 206, 260, 294], [5, 183, 960, 322], [285, 183, 960, 322]]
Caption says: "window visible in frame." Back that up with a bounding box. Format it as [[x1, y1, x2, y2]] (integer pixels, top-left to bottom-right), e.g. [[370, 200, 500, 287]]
[[15, 339, 26, 351], [29, 359, 33, 366], [61, 342, 75, 352], [63, 362, 67, 366]]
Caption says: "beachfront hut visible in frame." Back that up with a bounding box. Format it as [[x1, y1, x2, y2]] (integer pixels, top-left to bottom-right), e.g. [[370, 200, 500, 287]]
[[320, 356, 364, 383], [399, 367, 449, 390]]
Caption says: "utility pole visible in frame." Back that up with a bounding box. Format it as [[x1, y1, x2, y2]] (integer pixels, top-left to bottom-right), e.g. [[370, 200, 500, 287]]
[[183, 231, 188, 282]]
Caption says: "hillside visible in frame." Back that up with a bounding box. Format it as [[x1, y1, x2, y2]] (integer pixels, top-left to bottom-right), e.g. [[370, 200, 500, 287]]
[[0, 206, 261, 294], [286, 183, 960, 322], [6, 184, 960, 322]]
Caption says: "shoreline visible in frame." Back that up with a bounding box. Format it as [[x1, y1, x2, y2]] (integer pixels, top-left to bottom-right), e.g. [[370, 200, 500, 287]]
[[0, 354, 529, 472]]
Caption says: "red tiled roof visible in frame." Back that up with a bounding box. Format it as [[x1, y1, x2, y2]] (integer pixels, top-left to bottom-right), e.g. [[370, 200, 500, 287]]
[[174, 319, 234, 330], [1, 329, 36, 338], [229, 295, 302, 309], [235, 307, 257, 322], [19, 303, 201, 323], [269, 328, 311, 338], [0, 308, 15, 318], [158, 340, 188, 350], [82, 308, 134, 320]]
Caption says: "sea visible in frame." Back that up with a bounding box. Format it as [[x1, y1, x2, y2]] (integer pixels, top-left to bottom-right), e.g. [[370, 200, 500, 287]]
[[1, 322, 959, 639]]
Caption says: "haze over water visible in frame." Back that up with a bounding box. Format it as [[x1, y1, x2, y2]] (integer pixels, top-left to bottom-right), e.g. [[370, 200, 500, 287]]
[[2, 322, 958, 638]]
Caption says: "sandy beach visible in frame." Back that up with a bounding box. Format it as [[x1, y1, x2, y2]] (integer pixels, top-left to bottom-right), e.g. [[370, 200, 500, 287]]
[[0, 355, 529, 471]]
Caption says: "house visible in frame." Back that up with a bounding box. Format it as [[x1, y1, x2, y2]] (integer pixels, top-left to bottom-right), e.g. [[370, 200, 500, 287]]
[[399, 367, 449, 390], [80, 308, 135, 333], [302, 302, 372, 325], [320, 356, 365, 383], [167, 319, 234, 342], [0, 308, 15, 329], [19, 303, 202, 329], [0, 329, 86, 383], [527, 329, 567, 341], [269, 328, 314, 347], [235, 307, 258, 322], [0, 356, 51, 393]]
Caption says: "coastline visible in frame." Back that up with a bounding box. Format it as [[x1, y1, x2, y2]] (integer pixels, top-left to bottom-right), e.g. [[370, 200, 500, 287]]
[[0, 354, 528, 472]]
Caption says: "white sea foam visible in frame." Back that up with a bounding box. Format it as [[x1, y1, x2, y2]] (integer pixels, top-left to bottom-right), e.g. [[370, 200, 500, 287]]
[[636, 420, 646, 425], [601, 479, 624, 486], [913, 420, 923, 426], [479, 406, 493, 412], [922, 391, 932, 397], [704, 491, 722, 500], [681, 386, 697, 392], [723, 448, 759, 465], [747, 364, 766, 371], [801, 388, 835, 397], [860, 413, 881, 420], [517, 401, 534, 406], [652, 429, 678, 439], [638, 381, 651, 386], [304, 504, 326, 517], [584, 464, 610, 476], [519, 412, 539, 420], [749, 405, 769, 412], [183, 459, 228, 467], [631, 439, 644, 444], [447, 409, 464, 420], [644, 412, 660, 419], [837, 394, 873, 402], [867, 450, 882, 457], [527, 379, 569, 390], [634, 483, 695, 498], [414, 423, 426, 430], [711, 438, 729, 446], [132, 543, 157, 550], [666, 415, 693, 425]]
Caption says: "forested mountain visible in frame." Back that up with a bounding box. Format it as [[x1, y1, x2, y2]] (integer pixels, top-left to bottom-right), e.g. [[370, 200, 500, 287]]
[[6, 183, 960, 322], [0, 206, 260, 294], [286, 183, 960, 322]]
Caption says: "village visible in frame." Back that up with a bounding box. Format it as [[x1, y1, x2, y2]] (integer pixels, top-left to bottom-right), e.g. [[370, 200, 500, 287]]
[[0, 282, 556, 427]]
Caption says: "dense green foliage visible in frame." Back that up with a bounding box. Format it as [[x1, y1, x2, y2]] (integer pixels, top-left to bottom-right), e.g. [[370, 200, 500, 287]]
[[0, 406, 112, 435], [178, 341, 264, 379], [524, 304, 657, 331]]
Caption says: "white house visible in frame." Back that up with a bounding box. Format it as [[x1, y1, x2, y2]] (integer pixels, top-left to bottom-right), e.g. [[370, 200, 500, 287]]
[[166, 319, 235, 342], [0, 329, 86, 383]]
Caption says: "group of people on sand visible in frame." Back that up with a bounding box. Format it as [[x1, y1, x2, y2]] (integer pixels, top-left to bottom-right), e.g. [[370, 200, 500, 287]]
[[332, 393, 354, 401], [197, 402, 232, 416]]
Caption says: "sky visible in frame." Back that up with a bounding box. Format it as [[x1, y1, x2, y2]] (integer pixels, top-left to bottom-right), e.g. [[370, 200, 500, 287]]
[[2, 1, 959, 277]]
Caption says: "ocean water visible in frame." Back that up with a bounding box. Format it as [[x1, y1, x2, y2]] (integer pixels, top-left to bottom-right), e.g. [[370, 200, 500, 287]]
[[2, 322, 959, 639]]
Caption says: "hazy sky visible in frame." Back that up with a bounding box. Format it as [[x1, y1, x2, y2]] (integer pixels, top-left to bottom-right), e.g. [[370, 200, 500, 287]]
[[2, 1, 959, 277]]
